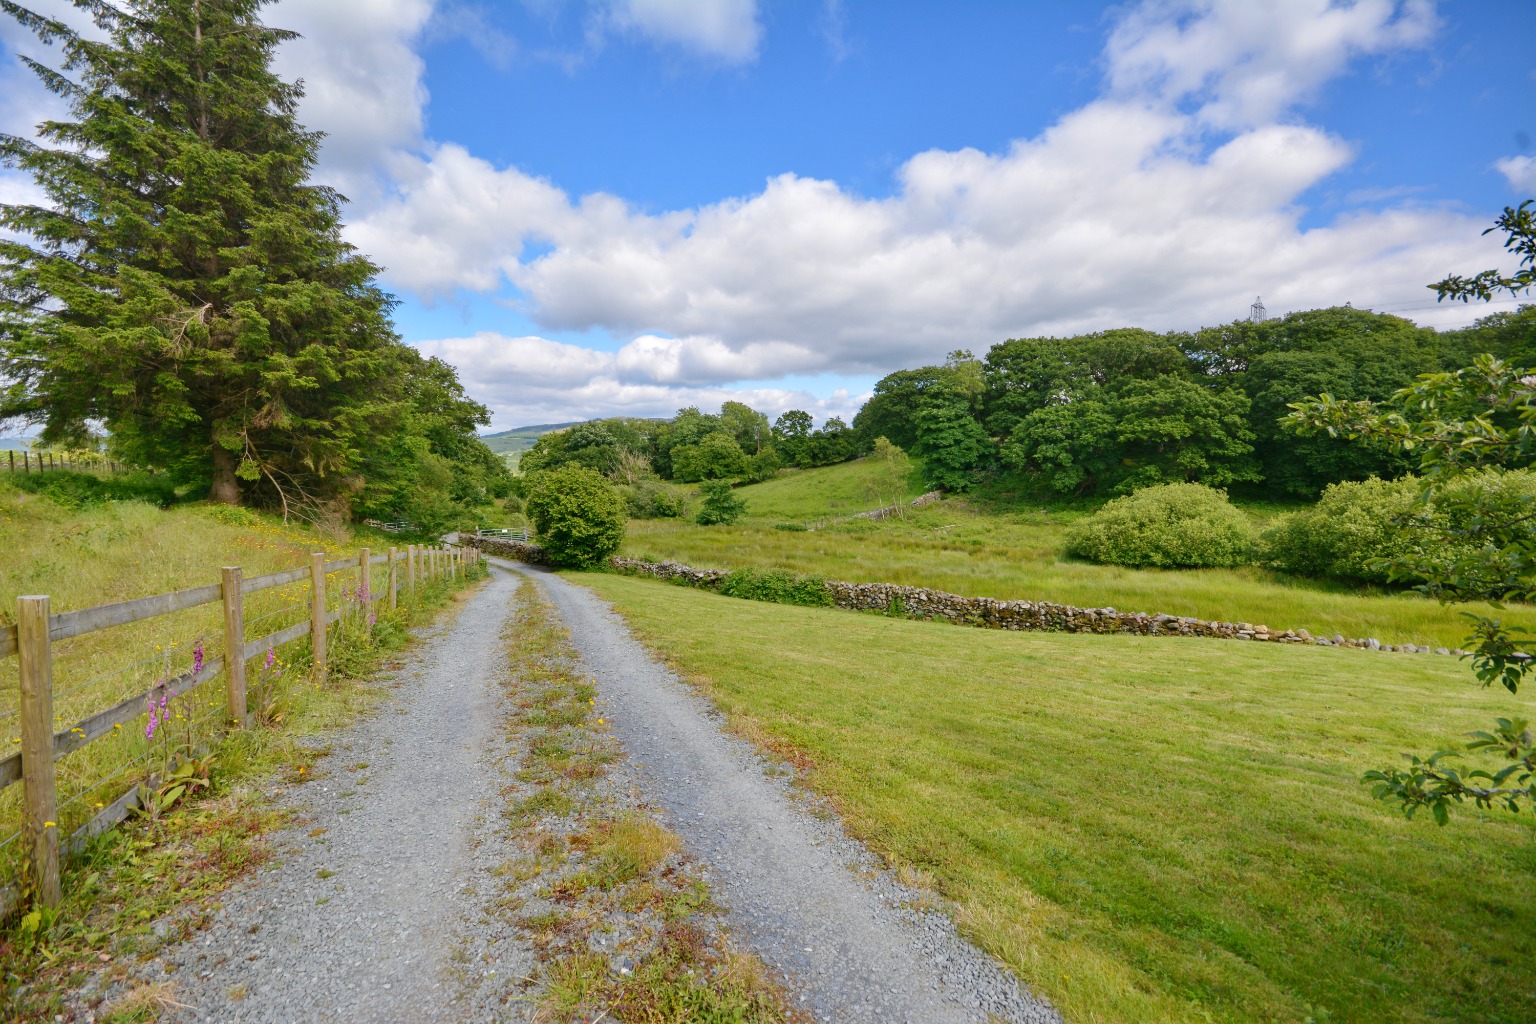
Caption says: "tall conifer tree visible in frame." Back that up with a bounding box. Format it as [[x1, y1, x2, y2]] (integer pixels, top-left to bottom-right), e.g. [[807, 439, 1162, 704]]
[[0, 0, 408, 507]]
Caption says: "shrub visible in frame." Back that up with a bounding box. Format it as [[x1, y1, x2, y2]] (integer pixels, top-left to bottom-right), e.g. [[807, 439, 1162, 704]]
[[1262, 477, 1422, 583], [626, 479, 687, 519], [12, 469, 177, 509], [1263, 471, 1536, 588], [719, 567, 832, 607], [695, 479, 746, 525], [524, 465, 627, 568], [198, 503, 261, 527], [1066, 483, 1257, 568]]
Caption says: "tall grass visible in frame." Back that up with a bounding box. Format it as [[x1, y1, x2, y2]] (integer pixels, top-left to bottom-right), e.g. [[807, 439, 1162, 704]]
[[0, 479, 447, 878]]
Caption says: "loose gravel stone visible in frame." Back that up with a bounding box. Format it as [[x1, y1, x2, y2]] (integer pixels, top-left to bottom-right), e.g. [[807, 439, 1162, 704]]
[[502, 559, 1061, 1024]]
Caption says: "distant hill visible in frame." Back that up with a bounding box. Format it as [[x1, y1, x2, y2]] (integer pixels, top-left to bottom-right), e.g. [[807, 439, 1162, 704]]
[[0, 437, 38, 452], [479, 422, 580, 458]]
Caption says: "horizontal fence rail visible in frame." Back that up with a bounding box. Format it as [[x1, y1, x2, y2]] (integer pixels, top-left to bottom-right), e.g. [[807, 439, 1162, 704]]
[[0, 541, 481, 916]]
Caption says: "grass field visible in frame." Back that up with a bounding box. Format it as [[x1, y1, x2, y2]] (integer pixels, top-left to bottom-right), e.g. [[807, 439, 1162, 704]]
[[573, 571, 1536, 1024], [624, 460, 1536, 649]]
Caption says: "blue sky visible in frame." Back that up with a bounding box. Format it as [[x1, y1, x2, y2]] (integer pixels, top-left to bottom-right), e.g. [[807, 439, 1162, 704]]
[[2, 1, 1534, 430]]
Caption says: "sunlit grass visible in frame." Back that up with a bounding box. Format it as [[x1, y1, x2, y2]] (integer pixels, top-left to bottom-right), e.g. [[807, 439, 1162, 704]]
[[0, 478, 444, 863], [574, 571, 1536, 1024], [624, 462, 1536, 649]]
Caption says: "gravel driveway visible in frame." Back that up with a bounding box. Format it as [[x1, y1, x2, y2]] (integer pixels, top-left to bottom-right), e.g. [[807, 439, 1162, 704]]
[[502, 559, 1060, 1024], [83, 560, 1059, 1024]]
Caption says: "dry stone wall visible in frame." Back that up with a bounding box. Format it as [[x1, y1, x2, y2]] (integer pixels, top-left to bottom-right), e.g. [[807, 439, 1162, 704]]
[[468, 538, 1461, 657]]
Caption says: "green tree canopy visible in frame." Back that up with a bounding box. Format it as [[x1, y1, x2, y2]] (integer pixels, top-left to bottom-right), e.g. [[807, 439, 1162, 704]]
[[670, 431, 748, 482], [853, 366, 960, 450], [0, 0, 424, 509], [1001, 376, 1256, 495], [981, 328, 1191, 436], [911, 388, 992, 491]]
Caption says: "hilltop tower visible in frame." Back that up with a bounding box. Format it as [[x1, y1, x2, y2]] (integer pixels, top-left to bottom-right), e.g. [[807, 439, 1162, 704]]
[[1249, 295, 1267, 322]]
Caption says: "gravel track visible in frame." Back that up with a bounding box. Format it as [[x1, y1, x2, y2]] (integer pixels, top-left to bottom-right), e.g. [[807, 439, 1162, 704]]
[[501, 559, 1060, 1024], [76, 559, 1059, 1024], [99, 570, 534, 1024]]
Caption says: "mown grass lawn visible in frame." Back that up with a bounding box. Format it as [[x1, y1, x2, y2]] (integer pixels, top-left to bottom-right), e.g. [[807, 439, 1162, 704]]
[[573, 571, 1536, 1024], [625, 462, 1536, 649]]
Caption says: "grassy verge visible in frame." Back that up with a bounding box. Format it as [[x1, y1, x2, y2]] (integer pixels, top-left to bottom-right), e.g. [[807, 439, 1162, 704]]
[[0, 489, 486, 1021], [624, 497, 1536, 649], [0, 483, 433, 862], [489, 576, 804, 1023], [571, 571, 1536, 1024]]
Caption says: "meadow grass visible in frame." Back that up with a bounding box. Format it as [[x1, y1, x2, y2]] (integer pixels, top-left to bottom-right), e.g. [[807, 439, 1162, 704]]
[[719, 458, 929, 522], [624, 462, 1536, 649], [0, 479, 447, 872], [574, 571, 1536, 1024]]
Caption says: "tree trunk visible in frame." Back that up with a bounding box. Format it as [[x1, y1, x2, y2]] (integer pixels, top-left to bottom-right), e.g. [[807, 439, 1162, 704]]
[[209, 444, 241, 505]]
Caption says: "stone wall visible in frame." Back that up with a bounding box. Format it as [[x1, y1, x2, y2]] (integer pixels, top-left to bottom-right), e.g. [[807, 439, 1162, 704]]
[[852, 490, 945, 521], [470, 539, 1461, 657], [470, 536, 553, 565]]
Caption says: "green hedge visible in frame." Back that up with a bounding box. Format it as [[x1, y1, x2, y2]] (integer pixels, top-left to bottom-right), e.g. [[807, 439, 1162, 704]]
[[718, 567, 833, 607], [11, 470, 178, 509]]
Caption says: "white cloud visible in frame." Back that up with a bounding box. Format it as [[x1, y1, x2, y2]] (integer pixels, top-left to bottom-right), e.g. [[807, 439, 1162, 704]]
[[268, 0, 435, 200], [361, 96, 1497, 378], [418, 331, 859, 427], [1104, 0, 1437, 128], [1494, 154, 1536, 194], [0, 0, 1511, 427], [598, 0, 761, 63]]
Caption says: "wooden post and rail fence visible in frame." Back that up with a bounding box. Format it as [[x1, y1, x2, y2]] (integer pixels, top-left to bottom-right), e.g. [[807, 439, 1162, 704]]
[[5, 450, 128, 475], [1, 541, 481, 914]]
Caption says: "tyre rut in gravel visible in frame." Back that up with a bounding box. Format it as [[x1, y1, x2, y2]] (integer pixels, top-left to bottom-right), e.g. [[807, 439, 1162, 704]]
[[499, 559, 1060, 1024], [136, 569, 533, 1024]]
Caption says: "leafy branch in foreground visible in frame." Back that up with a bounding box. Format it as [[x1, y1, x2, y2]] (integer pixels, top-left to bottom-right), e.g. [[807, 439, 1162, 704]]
[[1429, 199, 1535, 303], [1363, 716, 1534, 825], [1285, 204, 1536, 823]]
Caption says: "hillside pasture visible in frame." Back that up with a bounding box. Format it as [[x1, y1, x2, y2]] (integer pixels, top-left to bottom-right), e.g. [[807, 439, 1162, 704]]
[[622, 461, 1536, 649], [574, 571, 1536, 1024], [0, 482, 376, 859]]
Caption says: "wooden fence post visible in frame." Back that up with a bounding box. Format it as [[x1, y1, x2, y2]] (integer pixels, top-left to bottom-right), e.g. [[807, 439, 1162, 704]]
[[310, 552, 328, 685], [22, 451, 29, 473], [388, 547, 398, 611], [359, 547, 371, 609], [17, 596, 61, 908], [221, 567, 247, 728], [407, 544, 416, 596], [7, 450, 13, 474]]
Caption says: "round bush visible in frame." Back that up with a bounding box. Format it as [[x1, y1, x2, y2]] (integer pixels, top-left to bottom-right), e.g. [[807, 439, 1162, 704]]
[[523, 465, 627, 568], [1066, 483, 1257, 569], [1262, 476, 1421, 583], [1264, 470, 1536, 587]]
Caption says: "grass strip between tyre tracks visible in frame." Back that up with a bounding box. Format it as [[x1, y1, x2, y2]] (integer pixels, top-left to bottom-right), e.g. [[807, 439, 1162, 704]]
[[490, 574, 808, 1024]]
